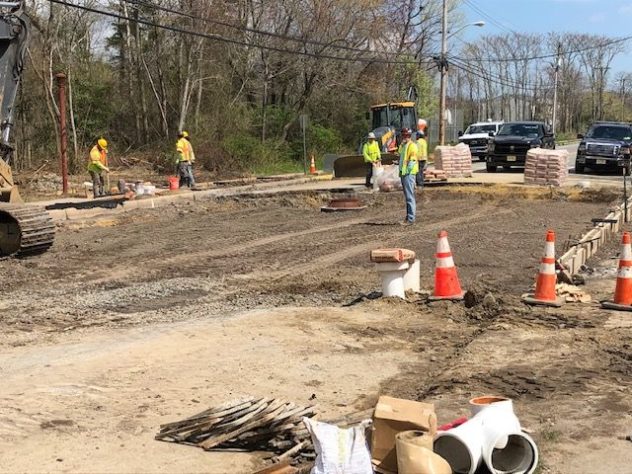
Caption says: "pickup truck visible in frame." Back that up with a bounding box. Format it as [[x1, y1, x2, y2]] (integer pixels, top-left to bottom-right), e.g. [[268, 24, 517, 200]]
[[575, 122, 632, 173], [458, 121, 503, 161], [486, 121, 555, 172]]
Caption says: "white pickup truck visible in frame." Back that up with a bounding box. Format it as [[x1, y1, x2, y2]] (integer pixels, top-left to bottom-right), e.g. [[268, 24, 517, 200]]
[[458, 121, 503, 161]]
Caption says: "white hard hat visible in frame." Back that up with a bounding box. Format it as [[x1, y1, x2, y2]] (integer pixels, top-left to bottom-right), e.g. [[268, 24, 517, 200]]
[[368, 132, 376, 139], [418, 119, 427, 126]]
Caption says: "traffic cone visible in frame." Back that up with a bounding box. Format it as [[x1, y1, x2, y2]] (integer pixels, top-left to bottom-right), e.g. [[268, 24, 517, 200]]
[[309, 155, 317, 175], [523, 230, 564, 307], [429, 230, 464, 301], [602, 232, 632, 311]]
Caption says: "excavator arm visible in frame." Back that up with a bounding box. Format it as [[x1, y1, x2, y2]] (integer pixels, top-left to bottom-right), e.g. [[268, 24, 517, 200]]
[[0, 1, 54, 257]]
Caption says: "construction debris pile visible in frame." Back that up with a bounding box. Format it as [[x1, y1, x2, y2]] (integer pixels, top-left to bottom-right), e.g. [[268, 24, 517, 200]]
[[157, 394, 539, 474], [524, 148, 569, 186], [433, 143, 473, 178], [156, 398, 317, 462]]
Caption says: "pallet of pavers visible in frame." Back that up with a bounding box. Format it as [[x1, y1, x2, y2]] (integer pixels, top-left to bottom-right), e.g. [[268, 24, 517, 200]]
[[433, 143, 473, 178], [524, 148, 569, 187], [424, 168, 448, 183]]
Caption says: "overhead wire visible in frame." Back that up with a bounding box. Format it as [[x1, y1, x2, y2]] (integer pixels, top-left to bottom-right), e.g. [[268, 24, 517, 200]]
[[119, 0, 372, 55], [48, 0, 429, 66]]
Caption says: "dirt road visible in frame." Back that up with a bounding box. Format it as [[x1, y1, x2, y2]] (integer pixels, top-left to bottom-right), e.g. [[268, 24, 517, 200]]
[[0, 188, 630, 473]]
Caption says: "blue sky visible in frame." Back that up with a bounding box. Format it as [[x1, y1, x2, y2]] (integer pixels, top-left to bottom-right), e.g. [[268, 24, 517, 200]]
[[460, 0, 632, 75]]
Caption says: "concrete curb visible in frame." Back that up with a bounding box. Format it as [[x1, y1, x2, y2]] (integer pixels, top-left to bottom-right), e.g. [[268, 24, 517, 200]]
[[44, 174, 335, 223], [559, 197, 631, 274]]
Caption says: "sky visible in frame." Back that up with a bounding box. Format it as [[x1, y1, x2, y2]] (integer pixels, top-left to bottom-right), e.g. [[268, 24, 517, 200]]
[[459, 0, 632, 76]]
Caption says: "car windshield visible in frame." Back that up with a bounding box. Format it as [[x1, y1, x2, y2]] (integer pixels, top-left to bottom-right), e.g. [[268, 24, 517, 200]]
[[586, 125, 632, 141], [497, 123, 541, 137], [466, 124, 497, 134]]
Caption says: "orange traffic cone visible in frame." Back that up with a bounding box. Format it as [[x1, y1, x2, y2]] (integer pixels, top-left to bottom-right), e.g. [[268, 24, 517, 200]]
[[523, 230, 564, 307], [602, 232, 632, 311], [309, 155, 317, 175], [429, 230, 464, 301]]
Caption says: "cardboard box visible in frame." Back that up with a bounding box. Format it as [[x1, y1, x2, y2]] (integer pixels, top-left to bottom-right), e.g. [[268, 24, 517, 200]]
[[371, 396, 437, 473]]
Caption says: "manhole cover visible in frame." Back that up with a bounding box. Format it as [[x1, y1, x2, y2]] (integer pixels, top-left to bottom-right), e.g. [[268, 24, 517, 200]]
[[321, 197, 366, 212]]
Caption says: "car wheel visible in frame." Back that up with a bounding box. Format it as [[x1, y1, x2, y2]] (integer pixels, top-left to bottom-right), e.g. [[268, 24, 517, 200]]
[[575, 163, 585, 174], [486, 164, 497, 173]]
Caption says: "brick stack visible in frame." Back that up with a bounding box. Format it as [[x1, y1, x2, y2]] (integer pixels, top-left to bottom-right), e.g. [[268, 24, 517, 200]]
[[524, 148, 569, 186], [433, 143, 473, 178]]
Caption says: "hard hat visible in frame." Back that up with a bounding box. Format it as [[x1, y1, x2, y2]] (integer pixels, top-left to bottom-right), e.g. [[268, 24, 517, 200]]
[[418, 118, 427, 126], [368, 132, 376, 139], [401, 128, 412, 137], [98, 138, 108, 149], [179, 131, 189, 138]]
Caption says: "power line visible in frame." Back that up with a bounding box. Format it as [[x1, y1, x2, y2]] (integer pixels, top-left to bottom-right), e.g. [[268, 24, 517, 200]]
[[120, 0, 371, 55], [451, 34, 632, 63], [463, 0, 515, 35], [49, 0, 425, 66]]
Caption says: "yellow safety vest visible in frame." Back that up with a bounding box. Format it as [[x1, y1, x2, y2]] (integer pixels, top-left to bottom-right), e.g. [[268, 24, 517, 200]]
[[398, 141, 418, 176], [87, 145, 107, 173], [416, 138, 428, 162], [176, 138, 193, 163], [362, 140, 381, 163]]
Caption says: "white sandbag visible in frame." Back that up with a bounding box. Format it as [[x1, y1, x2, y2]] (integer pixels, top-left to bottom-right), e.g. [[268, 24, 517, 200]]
[[303, 417, 373, 474]]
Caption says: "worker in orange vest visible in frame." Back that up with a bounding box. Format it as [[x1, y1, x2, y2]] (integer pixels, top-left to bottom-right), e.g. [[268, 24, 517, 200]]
[[88, 138, 110, 198]]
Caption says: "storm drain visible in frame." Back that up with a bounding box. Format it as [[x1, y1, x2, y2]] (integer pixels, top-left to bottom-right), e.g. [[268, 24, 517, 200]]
[[321, 197, 367, 212]]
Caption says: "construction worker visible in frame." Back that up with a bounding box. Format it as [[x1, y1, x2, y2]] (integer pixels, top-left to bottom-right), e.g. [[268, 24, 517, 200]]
[[176, 131, 196, 188], [416, 130, 428, 188], [88, 138, 109, 198], [398, 128, 418, 225], [362, 132, 381, 188]]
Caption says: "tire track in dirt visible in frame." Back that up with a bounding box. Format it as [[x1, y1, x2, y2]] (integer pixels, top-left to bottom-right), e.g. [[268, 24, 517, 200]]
[[238, 206, 513, 283], [89, 216, 373, 285]]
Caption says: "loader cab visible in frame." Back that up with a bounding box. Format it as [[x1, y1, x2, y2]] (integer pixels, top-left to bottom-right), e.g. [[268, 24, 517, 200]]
[[371, 102, 418, 133]]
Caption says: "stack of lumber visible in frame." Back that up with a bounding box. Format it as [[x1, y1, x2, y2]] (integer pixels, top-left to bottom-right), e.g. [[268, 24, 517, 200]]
[[524, 148, 569, 186], [156, 398, 317, 456], [433, 143, 473, 178]]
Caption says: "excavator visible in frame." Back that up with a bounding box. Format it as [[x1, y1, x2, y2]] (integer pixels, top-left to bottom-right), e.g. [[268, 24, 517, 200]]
[[324, 87, 419, 178], [0, 1, 54, 257]]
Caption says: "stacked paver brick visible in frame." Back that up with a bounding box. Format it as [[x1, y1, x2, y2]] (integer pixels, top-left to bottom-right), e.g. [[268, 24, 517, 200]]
[[433, 143, 473, 178], [524, 148, 569, 187]]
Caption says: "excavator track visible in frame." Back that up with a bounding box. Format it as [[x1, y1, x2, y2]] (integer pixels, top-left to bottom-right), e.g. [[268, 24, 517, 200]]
[[0, 204, 55, 257]]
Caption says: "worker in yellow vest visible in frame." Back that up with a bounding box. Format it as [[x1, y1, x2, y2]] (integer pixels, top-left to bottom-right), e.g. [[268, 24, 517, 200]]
[[416, 130, 428, 188], [176, 131, 196, 188], [362, 132, 381, 188], [398, 128, 418, 225], [88, 138, 110, 198]]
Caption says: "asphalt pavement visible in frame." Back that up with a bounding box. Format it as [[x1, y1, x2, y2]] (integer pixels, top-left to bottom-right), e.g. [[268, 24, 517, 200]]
[[470, 141, 629, 187]]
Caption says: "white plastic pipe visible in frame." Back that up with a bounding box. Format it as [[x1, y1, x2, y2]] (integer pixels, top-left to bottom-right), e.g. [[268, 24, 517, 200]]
[[375, 261, 410, 299], [434, 397, 539, 474], [403, 259, 421, 293], [433, 416, 484, 474]]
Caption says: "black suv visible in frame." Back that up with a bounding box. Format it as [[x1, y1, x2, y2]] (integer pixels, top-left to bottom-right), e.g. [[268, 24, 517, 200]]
[[486, 121, 556, 172], [575, 122, 632, 173]]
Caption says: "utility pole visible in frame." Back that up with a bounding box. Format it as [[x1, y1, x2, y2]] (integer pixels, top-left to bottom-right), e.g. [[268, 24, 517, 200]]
[[56, 73, 68, 195], [623, 78, 627, 121], [551, 43, 561, 134], [438, 0, 448, 145]]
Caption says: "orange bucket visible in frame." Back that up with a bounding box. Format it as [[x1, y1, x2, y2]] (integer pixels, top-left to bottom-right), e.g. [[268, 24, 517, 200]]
[[168, 176, 179, 191]]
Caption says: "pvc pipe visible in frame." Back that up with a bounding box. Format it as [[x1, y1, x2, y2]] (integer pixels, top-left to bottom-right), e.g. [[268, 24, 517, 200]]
[[375, 261, 410, 299], [403, 259, 421, 293], [434, 416, 484, 474], [435, 397, 539, 474]]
